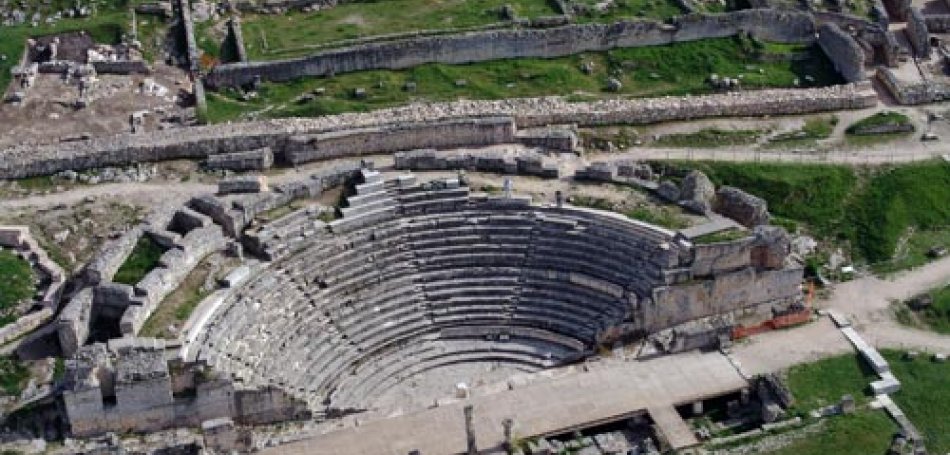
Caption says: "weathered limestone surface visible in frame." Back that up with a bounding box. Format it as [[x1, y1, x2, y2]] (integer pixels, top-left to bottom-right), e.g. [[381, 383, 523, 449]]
[[0, 84, 876, 179], [713, 186, 770, 227], [818, 23, 866, 83], [206, 10, 816, 87], [647, 267, 802, 332], [82, 227, 145, 285], [58, 288, 95, 357]]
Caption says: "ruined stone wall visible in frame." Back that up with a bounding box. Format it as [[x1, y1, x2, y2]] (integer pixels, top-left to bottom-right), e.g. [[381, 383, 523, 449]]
[[689, 237, 754, 277], [644, 266, 802, 332], [818, 23, 866, 83], [906, 7, 931, 58], [393, 148, 559, 178], [58, 288, 95, 357], [0, 83, 877, 179], [205, 9, 816, 87], [119, 225, 228, 335], [82, 227, 145, 285], [92, 60, 150, 75], [876, 67, 950, 104], [285, 117, 517, 165]]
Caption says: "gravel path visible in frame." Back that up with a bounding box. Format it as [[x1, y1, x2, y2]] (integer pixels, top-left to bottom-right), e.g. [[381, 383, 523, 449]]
[[0, 182, 216, 212], [734, 256, 950, 374]]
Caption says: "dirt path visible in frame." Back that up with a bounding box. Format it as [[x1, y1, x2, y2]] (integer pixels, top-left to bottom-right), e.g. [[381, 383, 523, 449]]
[[0, 182, 216, 211], [734, 256, 950, 374], [822, 255, 950, 352]]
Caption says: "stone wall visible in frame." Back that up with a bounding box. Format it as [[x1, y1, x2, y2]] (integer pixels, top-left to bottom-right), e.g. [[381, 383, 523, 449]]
[[82, 228, 144, 285], [393, 148, 559, 178], [876, 67, 950, 104], [119, 224, 227, 335], [0, 83, 877, 179], [205, 9, 816, 88], [818, 23, 866, 83], [645, 266, 802, 332], [206, 145, 274, 170], [285, 117, 517, 165], [906, 7, 931, 58], [57, 288, 94, 357]]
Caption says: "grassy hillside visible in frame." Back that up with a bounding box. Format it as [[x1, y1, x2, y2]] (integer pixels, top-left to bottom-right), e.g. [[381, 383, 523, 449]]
[[652, 160, 950, 268], [206, 37, 839, 123]]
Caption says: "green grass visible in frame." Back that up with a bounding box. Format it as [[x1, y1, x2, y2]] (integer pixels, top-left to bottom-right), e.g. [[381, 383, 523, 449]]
[[236, 0, 558, 60], [655, 162, 858, 236], [765, 411, 895, 455], [0, 250, 35, 327], [771, 352, 897, 455], [845, 111, 914, 135], [885, 350, 950, 453], [899, 285, 950, 335], [772, 349, 950, 455], [653, 128, 763, 148], [848, 161, 950, 263], [0, 356, 30, 396], [624, 206, 690, 229], [767, 116, 837, 147], [692, 228, 749, 244], [784, 353, 877, 414], [206, 36, 840, 123], [650, 160, 950, 267], [113, 235, 166, 286], [872, 226, 950, 274]]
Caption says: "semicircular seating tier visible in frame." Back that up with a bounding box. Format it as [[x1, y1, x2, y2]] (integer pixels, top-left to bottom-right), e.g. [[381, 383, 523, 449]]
[[191, 172, 802, 413]]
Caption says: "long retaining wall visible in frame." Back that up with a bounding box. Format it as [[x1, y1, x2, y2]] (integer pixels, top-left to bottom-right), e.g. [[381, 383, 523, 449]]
[[0, 83, 877, 179], [205, 9, 816, 88]]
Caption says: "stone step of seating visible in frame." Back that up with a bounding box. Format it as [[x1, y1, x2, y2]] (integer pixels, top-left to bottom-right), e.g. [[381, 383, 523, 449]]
[[361, 168, 384, 184], [339, 345, 560, 409], [346, 189, 392, 207], [329, 206, 398, 233], [414, 252, 527, 269], [426, 286, 519, 301], [341, 196, 397, 218], [440, 325, 588, 353], [355, 180, 385, 196]]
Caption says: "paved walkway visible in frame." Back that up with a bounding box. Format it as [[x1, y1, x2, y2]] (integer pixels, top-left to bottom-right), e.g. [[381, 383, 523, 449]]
[[262, 351, 746, 455]]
